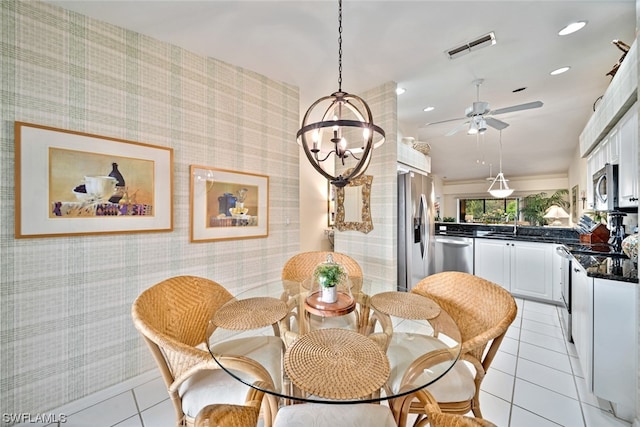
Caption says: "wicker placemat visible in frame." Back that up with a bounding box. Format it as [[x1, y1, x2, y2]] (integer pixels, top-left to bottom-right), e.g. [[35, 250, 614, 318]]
[[213, 297, 288, 330], [284, 328, 390, 399], [370, 291, 441, 320]]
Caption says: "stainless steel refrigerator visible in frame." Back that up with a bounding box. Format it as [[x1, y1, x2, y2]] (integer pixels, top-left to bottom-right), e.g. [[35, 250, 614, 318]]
[[397, 168, 435, 292]]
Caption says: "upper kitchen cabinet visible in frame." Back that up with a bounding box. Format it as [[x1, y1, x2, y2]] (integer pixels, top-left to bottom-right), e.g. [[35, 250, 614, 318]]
[[617, 103, 638, 209], [580, 42, 637, 158]]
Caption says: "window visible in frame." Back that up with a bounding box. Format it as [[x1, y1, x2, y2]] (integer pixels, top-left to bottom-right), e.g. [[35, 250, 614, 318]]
[[459, 198, 518, 223]]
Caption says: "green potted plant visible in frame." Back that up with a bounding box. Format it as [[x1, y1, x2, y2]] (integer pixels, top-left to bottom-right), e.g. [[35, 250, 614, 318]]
[[313, 255, 347, 303], [520, 189, 569, 226]]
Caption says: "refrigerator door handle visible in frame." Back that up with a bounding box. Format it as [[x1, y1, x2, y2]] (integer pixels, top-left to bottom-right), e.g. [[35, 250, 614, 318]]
[[419, 194, 427, 257]]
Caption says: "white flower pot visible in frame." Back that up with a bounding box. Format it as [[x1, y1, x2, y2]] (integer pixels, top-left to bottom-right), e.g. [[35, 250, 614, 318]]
[[321, 285, 338, 303]]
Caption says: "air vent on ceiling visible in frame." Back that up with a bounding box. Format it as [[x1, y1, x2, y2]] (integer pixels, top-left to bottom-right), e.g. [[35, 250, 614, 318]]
[[446, 32, 496, 59]]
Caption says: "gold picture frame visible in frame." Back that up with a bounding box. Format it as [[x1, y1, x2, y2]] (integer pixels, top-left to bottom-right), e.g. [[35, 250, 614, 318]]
[[334, 173, 373, 234], [190, 165, 269, 242], [15, 122, 173, 238]]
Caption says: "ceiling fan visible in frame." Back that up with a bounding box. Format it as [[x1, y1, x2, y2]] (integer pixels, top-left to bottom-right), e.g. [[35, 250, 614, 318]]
[[425, 79, 543, 136]]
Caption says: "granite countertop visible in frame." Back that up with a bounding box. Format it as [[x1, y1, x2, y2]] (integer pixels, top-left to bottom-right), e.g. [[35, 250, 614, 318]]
[[570, 252, 638, 283], [435, 222, 580, 245], [434, 222, 638, 283]]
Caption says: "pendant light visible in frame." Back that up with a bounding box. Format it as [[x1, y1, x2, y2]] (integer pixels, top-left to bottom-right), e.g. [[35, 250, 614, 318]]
[[296, 0, 385, 188], [488, 130, 514, 198]]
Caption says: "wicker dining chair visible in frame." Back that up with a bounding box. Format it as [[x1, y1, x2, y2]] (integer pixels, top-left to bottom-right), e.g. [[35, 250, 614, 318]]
[[194, 382, 267, 427], [281, 251, 364, 283], [273, 402, 397, 427], [280, 251, 368, 340], [412, 389, 497, 427], [394, 272, 516, 425], [131, 275, 279, 427]]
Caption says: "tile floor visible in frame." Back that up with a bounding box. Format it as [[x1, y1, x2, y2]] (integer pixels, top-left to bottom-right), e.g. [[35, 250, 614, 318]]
[[24, 298, 633, 427]]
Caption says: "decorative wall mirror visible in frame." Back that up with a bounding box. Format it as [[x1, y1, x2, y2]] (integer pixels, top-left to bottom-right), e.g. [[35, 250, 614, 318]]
[[334, 173, 373, 233]]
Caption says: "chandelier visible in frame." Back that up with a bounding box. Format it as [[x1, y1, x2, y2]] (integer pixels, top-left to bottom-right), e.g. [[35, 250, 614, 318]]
[[487, 130, 514, 198], [296, 0, 385, 188]]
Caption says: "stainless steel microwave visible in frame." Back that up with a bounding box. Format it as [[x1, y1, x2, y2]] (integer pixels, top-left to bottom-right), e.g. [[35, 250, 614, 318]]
[[593, 163, 619, 211]]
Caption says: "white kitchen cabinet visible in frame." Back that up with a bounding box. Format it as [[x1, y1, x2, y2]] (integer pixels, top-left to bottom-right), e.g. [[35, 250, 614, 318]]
[[474, 239, 510, 290], [571, 261, 593, 391], [475, 239, 554, 301], [510, 241, 553, 301], [593, 278, 638, 421], [617, 104, 638, 209], [550, 245, 565, 303]]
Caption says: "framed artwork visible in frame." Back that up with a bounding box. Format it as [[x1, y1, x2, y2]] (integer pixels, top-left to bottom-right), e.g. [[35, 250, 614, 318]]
[[15, 122, 173, 238], [190, 165, 269, 242]]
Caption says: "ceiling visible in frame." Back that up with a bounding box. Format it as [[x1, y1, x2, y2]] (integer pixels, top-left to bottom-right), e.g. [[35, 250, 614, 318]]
[[46, 0, 636, 183]]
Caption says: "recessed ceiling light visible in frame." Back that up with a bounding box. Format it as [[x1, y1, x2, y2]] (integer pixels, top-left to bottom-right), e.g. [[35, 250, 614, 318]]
[[559, 21, 587, 36], [550, 66, 571, 75], [396, 87, 406, 95], [423, 106, 435, 112]]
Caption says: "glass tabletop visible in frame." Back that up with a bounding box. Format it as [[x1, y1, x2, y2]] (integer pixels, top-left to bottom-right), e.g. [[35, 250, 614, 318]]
[[207, 278, 462, 404]]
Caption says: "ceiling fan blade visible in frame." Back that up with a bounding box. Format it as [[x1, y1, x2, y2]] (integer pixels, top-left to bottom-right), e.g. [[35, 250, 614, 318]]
[[485, 117, 509, 130], [490, 101, 543, 115], [421, 116, 467, 127], [445, 121, 469, 136]]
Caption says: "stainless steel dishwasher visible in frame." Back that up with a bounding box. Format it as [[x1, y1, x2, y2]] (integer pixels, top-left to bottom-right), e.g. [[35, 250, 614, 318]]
[[434, 235, 474, 274]]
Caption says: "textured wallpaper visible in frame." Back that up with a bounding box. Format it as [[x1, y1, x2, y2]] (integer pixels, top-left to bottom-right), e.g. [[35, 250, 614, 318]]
[[334, 82, 399, 284], [1, 0, 300, 418]]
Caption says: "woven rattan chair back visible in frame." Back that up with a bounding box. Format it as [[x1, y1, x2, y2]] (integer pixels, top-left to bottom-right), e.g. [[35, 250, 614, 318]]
[[132, 275, 234, 426], [281, 251, 363, 283], [415, 391, 497, 427], [408, 271, 517, 420], [280, 251, 367, 339], [194, 404, 260, 427]]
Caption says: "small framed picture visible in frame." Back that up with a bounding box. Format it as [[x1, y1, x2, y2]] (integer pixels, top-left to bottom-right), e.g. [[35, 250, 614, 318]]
[[190, 165, 269, 242]]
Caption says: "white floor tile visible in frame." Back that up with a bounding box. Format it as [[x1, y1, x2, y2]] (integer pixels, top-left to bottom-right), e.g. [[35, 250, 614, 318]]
[[113, 415, 144, 427], [499, 336, 519, 356], [582, 402, 631, 427], [518, 342, 573, 374], [519, 329, 567, 353], [505, 325, 520, 340], [477, 391, 511, 427], [140, 399, 175, 427], [516, 358, 578, 399], [523, 301, 560, 316], [63, 391, 138, 427], [510, 405, 564, 427], [520, 318, 564, 340], [491, 350, 517, 376], [522, 310, 560, 328], [133, 376, 168, 411], [480, 369, 514, 402], [513, 379, 583, 426]]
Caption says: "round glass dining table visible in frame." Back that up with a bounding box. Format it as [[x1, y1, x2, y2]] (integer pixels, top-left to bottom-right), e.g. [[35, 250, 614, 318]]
[[207, 278, 462, 405]]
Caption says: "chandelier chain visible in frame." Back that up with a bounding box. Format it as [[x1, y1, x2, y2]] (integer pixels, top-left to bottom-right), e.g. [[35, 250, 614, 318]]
[[338, 0, 343, 92]]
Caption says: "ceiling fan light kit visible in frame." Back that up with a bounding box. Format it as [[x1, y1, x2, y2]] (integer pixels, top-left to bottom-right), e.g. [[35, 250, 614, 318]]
[[424, 79, 543, 137], [296, 0, 384, 188]]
